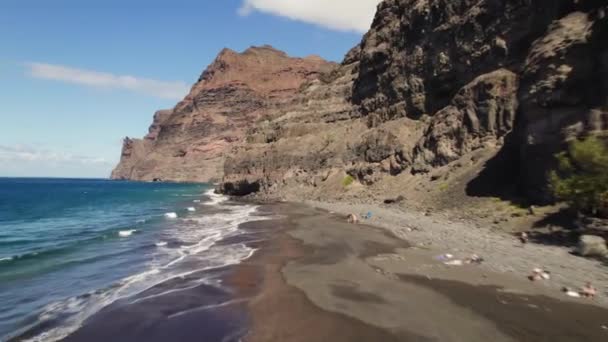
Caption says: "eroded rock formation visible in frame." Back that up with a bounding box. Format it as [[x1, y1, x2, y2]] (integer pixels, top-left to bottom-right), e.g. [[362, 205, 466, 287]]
[[111, 46, 334, 182], [220, 0, 608, 201], [517, 5, 608, 201]]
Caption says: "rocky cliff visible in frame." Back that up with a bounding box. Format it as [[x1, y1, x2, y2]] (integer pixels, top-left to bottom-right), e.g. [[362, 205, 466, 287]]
[[114, 0, 607, 210], [111, 46, 335, 182], [220, 0, 608, 207]]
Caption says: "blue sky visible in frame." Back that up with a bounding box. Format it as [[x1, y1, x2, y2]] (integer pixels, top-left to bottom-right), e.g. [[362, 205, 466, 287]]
[[0, 0, 379, 178]]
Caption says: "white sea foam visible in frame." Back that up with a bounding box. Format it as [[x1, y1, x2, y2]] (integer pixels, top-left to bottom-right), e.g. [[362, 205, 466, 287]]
[[118, 230, 137, 238], [22, 268, 163, 342], [193, 199, 201, 203], [23, 200, 272, 342], [167, 298, 249, 319], [187, 207, 196, 212], [164, 212, 178, 219], [22, 325, 78, 342], [203, 189, 228, 206], [0, 256, 13, 263]]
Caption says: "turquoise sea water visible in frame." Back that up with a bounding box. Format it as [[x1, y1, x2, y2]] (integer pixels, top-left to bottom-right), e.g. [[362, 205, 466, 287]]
[[0, 178, 259, 341]]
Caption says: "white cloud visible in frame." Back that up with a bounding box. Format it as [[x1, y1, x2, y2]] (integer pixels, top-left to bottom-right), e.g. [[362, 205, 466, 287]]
[[25, 63, 189, 100], [238, 0, 381, 33], [0, 144, 113, 166]]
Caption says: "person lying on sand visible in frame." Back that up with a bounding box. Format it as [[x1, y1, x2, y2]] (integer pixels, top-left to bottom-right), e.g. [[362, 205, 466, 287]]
[[580, 282, 597, 298]]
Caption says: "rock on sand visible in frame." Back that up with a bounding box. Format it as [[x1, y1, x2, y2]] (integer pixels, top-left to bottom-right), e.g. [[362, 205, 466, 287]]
[[576, 235, 608, 258]]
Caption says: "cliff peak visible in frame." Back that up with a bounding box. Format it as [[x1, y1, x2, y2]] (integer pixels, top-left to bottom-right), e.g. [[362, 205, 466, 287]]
[[217, 47, 237, 56], [243, 44, 287, 56], [111, 45, 334, 182], [196, 44, 333, 95]]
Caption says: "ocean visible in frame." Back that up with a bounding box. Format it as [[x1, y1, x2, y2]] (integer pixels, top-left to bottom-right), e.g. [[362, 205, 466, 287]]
[[0, 178, 263, 341]]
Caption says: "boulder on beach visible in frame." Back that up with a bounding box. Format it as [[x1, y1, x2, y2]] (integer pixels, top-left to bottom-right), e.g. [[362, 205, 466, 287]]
[[576, 235, 608, 258]]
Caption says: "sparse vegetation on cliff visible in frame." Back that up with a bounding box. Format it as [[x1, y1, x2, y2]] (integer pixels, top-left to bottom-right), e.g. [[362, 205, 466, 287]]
[[550, 136, 608, 217], [342, 175, 355, 188]]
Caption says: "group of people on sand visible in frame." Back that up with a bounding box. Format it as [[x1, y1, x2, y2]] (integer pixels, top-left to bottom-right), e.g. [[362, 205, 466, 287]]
[[347, 214, 599, 300]]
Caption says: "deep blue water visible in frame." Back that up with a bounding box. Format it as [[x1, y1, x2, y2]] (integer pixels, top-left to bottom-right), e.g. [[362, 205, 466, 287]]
[[0, 178, 259, 341]]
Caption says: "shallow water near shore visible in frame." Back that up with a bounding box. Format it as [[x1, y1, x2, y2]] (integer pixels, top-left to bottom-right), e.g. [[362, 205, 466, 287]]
[[0, 178, 265, 341]]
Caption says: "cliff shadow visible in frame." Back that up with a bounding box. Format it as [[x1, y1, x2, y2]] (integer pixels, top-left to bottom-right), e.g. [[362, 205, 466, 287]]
[[526, 208, 580, 247], [465, 133, 527, 205], [525, 208, 608, 250]]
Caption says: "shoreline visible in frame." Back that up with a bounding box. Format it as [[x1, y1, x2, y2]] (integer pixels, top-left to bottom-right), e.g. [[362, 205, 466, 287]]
[[230, 204, 404, 342], [50, 193, 257, 342], [47, 198, 608, 341], [237, 202, 608, 341]]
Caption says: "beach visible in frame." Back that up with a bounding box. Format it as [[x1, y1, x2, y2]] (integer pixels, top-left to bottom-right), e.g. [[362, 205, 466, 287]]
[[307, 201, 608, 307], [236, 202, 608, 341], [53, 200, 608, 341]]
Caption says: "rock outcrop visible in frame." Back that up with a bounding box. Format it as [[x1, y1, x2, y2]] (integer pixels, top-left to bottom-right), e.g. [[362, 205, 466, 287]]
[[577, 235, 608, 258], [111, 46, 334, 182], [516, 5, 608, 201], [412, 69, 519, 172]]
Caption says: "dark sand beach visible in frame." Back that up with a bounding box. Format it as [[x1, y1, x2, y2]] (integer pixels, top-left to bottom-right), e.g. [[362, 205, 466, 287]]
[[61, 203, 608, 341], [61, 266, 249, 342], [238, 203, 608, 342]]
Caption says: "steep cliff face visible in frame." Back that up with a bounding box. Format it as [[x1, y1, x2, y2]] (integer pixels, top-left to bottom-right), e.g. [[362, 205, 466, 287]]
[[516, 5, 608, 201], [111, 46, 335, 182], [113, 0, 607, 207], [220, 0, 608, 204], [353, 0, 574, 120]]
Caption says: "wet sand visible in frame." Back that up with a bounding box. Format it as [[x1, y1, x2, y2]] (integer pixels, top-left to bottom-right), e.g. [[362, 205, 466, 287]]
[[240, 203, 608, 342], [231, 205, 406, 342], [61, 266, 248, 342]]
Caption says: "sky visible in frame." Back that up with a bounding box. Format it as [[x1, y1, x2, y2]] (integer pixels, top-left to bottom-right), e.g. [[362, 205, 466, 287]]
[[0, 0, 381, 178]]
